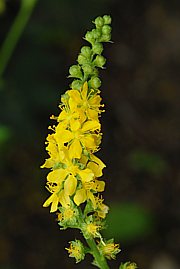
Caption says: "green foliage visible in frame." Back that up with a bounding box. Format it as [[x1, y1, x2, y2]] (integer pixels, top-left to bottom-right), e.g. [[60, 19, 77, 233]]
[[104, 203, 154, 242], [128, 150, 168, 176], [0, 125, 11, 149], [0, 0, 5, 15]]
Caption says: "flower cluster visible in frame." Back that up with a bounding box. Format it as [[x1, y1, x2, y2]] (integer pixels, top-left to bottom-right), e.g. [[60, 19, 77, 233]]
[[41, 15, 137, 269], [42, 80, 108, 218]]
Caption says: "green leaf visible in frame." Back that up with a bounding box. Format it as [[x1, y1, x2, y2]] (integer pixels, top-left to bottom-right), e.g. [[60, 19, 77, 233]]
[[103, 203, 154, 242]]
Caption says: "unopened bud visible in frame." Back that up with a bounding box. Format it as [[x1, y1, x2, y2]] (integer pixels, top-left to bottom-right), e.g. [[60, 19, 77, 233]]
[[77, 54, 88, 65], [92, 42, 103, 55], [102, 25, 112, 35], [94, 16, 104, 28], [103, 15, 112, 25], [93, 55, 106, 68], [91, 29, 101, 39], [82, 64, 94, 75], [100, 33, 111, 42], [84, 31, 95, 44], [71, 80, 83, 90], [80, 46, 92, 58], [69, 65, 82, 79], [89, 76, 101, 89]]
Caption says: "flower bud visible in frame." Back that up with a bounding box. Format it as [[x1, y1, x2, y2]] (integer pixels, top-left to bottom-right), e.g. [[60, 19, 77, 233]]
[[94, 16, 104, 28], [119, 262, 138, 269], [77, 54, 88, 65], [69, 65, 83, 79], [71, 80, 83, 90], [100, 34, 111, 42], [92, 42, 103, 55], [82, 64, 94, 75], [103, 15, 112, 25], [102, 25, 112, 35], [93, 55, 106, 68], [84, 31, 95, 44], [89, 76, 101, 89], [91, 28, 101, 39], [80, 46, 92, 58]]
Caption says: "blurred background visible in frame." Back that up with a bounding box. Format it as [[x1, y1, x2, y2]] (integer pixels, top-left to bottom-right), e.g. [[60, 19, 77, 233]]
[[0, 0, 180, 268]]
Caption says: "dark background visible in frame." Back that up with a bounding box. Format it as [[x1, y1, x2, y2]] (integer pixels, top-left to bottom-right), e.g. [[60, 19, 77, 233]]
[[0, 0, 180, 268]]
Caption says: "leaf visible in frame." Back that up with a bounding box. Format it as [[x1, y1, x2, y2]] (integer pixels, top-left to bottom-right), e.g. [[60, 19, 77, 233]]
[[103, 203, 154, 242]]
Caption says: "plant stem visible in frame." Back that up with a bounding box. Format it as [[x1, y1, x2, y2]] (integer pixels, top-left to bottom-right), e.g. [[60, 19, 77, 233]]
[[86, 237, 109, 269], [0, 0, 37, 78]]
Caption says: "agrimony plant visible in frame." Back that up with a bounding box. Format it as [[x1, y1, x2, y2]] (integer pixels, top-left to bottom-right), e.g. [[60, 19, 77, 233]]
[[41, 15, 137, 269]]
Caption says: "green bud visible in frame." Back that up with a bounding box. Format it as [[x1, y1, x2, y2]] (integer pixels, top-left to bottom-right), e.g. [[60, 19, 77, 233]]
[[89, 76, 101, 89], [77, 54, 88, 65], [91, 29, 102, 39], [84, 31, 95, 44], [103, 15, 112, 25], [92, 43, 103, 55], [80, 46, 92, 58], [119, 262, 138, 269], [71, 80, 83, 90], [93, 55, 106, 68], [69, 65, 83, 79], [94, 16, 104, 28], [102, 25, 112, 35], [100, 33, 111, 42], [82, 64, 94, 75]]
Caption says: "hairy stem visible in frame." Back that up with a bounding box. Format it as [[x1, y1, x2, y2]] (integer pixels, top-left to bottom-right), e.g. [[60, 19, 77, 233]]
[[86, 237, 109, 269]]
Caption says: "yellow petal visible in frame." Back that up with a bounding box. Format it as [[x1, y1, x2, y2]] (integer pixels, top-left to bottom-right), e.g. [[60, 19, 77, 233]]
[[91, 154, 106, 169], [43, 193, 59, 213], [58, 109, 68, 121], [93, 180, 105, 192], [40, 158, 54, 169], [55, 128, 73, 145], [87, 156, 106, 177], [89, 94, 101, 106], [68, 90, 81, 110], [59, 190, 70, 208], [74, 188, 87, 206], [81, 81, 88, 100], [82, 120, 100, 132], [87, 109, 99, 120], [70, 119, 81, 132], [50, 195, 59, 212], [87, 191, 96, 208], [81, 135, 96, 149], [87, 162, 101, 177], [47, 169, 68, 184], [78, 168, 94, 182], [64, 175, 77, 196], [69, 139, 82, 159]]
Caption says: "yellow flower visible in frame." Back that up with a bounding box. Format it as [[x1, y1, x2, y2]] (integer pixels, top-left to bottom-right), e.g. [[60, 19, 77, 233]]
[[73, 179, 105, 207], [55, 119, 101, 159], [67, 82, 103, 121], [41, 134, 63, 169], [43, 147, 95, 212], [94, 196, 109, 219]]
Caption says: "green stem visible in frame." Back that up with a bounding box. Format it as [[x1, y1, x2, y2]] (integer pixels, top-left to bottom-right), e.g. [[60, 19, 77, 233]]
[[86, 237, 109, 269], [0, 0, 38, 78]]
